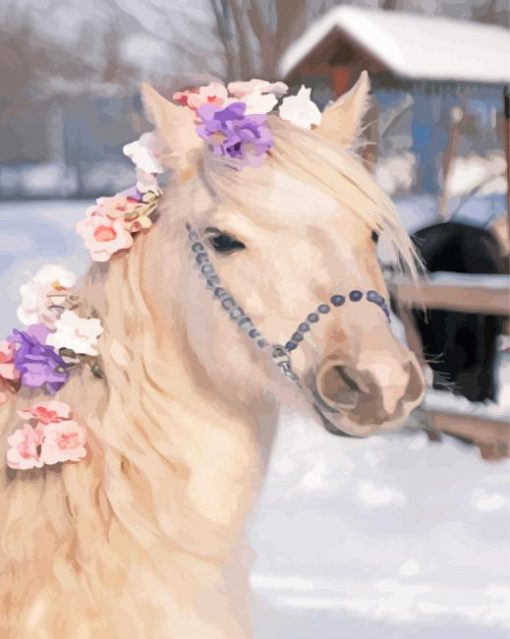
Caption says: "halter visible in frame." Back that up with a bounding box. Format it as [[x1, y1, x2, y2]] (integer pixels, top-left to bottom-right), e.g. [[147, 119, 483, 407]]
[[186, 223, 391, 388]]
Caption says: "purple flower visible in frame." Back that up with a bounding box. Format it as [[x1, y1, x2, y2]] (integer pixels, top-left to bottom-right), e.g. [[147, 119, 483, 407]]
[[196, 101, 274, 167], [118, 185, 143, 202], [9, 327, 69, 394]]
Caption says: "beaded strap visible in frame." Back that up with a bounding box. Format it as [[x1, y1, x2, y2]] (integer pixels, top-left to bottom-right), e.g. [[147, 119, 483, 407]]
[[285, 289, 390, 352], [185, 223, 390, 387]]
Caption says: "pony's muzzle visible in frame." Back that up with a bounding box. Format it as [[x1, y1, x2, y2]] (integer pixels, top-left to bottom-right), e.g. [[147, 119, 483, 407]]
[[314, 354, 425, 436]]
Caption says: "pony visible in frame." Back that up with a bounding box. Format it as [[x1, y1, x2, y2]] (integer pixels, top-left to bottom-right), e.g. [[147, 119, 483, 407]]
[[411, 221, 505, 402], [0, 73, 425, 639]]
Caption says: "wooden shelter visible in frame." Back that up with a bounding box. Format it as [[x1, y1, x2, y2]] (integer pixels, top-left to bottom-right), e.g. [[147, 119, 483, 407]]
[[279, 8, 510, 92], [279, 7, 510, 210]]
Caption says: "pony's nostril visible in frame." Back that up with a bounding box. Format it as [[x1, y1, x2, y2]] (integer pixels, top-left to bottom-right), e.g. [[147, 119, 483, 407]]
[[316, 362, 362, 410]]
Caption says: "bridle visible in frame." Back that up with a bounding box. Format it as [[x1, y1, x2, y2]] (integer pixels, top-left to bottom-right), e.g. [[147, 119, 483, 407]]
[[186, 223, 391, 389]]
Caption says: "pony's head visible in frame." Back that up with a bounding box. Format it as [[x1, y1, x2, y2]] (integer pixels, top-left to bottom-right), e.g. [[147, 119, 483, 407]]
[[141, 74, 425, 437]]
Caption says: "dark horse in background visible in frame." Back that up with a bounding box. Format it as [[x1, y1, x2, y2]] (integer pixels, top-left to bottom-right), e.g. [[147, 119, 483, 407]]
[[411, 221, 505, 403]]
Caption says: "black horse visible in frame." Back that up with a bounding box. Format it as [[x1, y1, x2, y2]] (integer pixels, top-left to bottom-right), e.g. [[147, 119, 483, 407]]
[[410, 221, 505, 403]]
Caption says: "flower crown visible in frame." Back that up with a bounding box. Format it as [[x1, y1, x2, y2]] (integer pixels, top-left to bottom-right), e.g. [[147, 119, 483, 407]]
[[175, 79, 321, 167], [2, 79, 319, 470]]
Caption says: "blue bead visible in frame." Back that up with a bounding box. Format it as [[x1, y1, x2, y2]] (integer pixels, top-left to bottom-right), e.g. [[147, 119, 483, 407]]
[[206, 276, 219, 288], [257, 338, 268, 349], [331, 295, 345, 307], [214, 287, 227, 298], [249, 328, 260, 338], [349, 290, 363, 302], [286, 341, 298, 351], [195, 252, 209, 265], [222, 297, 235, 310], [230, 307, 243, 320], [367, 290, 383, 304], [307, 313, 319, 323], [318, 304, 330, 314], [292, 332, 303, 342], [298, 323, 310, 332], [191, 242, 204, 253]]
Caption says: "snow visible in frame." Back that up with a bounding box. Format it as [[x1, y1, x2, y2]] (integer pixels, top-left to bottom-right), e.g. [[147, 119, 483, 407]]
[[375, 152, 417, 197], [1, 200, 509, 637], [448, 153, 507, 198], [279, 7, 510, 85], [250, 410, 510, 638], [393, 193, 507, 234]]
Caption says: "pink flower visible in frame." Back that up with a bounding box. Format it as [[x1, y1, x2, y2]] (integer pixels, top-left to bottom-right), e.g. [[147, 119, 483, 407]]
[[173, 82, 230, 113], [6, 424, 44, 470], [40, 420, 87, 465], [6, 401, 87, 470], [0, 340, 19, 406], [17, 400, 71, 425], [77, 204, 133, 262], [0, 341, 19, 382]]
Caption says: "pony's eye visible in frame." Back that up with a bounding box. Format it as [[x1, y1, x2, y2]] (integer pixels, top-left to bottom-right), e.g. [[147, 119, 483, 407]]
[[371, 230, 380, 244], [210, 233, 246, 253]]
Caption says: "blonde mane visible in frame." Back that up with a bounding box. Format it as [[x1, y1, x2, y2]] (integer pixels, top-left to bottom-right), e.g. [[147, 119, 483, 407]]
[[0, 229, 261, 636]]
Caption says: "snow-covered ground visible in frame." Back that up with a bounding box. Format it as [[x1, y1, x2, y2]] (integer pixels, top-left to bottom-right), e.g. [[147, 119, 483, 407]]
[[251, 413, 510, 639], [1, 200, 509, 638]]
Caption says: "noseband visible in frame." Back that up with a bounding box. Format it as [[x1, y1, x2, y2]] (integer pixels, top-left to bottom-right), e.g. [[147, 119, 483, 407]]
[[186, 223, 390, 388]]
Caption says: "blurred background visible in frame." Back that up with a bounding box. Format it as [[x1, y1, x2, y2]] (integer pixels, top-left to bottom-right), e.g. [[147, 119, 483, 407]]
[[1, 1, 509, 637]]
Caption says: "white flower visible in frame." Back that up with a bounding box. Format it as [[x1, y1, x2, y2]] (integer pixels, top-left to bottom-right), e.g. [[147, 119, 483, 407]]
[[279, 85, 322, 129], [123, 131, 165, 174], [46, 310, 104, 356], [243, 91, 278, 115], [135, 169, 161, 194], [17, 265, 76, 328], [228, 79, 288, 98]]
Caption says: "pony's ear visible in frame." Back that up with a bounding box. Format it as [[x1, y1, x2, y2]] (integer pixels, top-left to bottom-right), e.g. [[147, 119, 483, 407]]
[[140, 83, 202, 173], [316, 71, 371, 147]]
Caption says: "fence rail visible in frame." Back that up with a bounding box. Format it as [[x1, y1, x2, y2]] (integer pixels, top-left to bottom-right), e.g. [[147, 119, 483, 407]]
[[389, 271, 510, 460], [387, 272, 510, 315]]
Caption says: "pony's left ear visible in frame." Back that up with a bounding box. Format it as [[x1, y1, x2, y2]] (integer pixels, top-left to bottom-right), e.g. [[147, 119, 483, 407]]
[[316, 71, 371, 147], [140, 83, 202, 174]]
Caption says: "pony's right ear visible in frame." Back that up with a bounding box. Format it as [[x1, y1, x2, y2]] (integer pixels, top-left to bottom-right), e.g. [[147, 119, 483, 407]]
[[140, 83, 202, 174]]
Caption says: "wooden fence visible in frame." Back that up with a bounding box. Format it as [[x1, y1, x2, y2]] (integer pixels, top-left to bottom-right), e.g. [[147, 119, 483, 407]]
[[387, 272, 510, 460]]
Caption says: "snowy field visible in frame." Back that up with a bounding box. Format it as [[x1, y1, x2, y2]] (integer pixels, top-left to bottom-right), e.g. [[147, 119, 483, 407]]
[[1, 200, 509, 638]]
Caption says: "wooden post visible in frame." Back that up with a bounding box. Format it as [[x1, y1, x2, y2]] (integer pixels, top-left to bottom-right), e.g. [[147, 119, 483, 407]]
[[504, 86, 510, 234], [439, 105, 463, 220]]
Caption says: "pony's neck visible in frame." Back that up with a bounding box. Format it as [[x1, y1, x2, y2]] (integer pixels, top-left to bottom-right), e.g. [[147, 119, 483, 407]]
[[89, 245, 279, 556]]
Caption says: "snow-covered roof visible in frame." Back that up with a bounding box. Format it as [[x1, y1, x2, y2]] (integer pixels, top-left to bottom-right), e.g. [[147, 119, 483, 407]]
[[279, 7, 510, 85]]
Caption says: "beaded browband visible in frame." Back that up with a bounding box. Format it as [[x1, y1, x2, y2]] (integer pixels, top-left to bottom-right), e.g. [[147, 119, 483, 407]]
[[185, 223, 391, 387]]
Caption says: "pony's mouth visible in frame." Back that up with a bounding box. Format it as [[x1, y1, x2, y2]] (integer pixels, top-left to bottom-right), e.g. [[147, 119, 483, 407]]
[[313, 404, 360, 438], [312, 398, 408, 438]]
